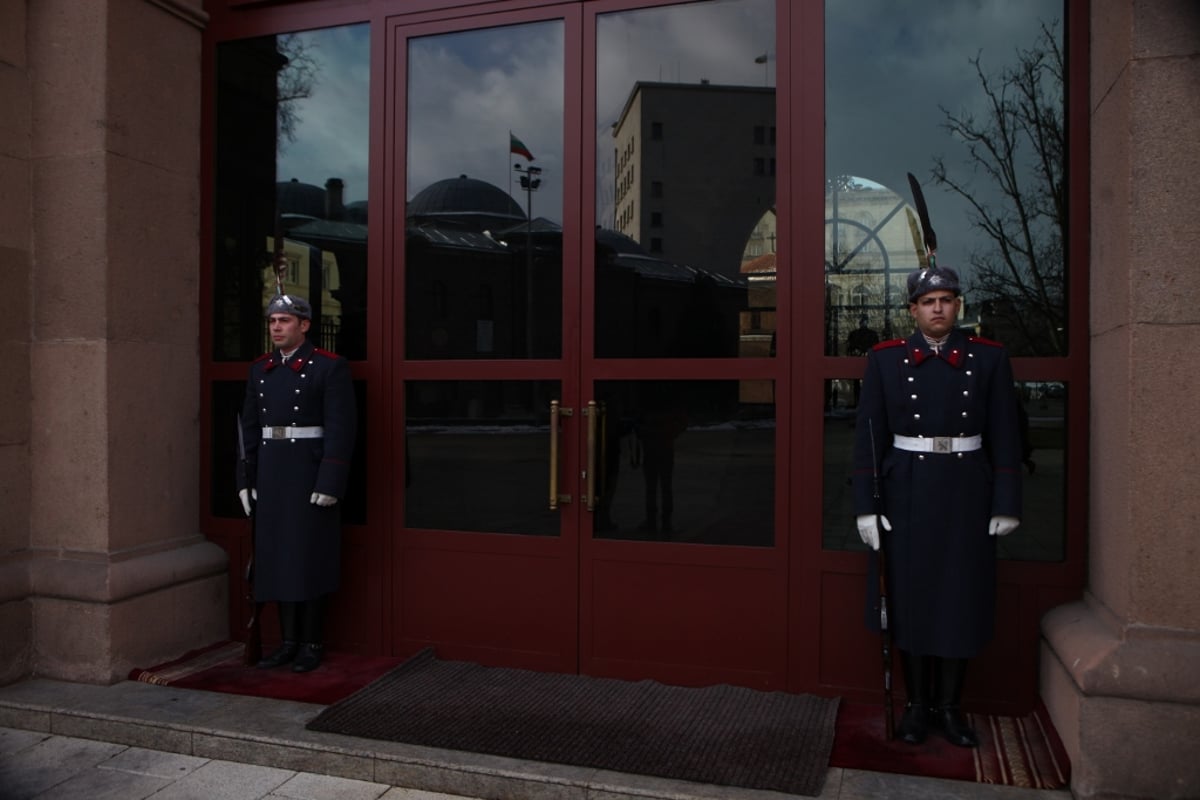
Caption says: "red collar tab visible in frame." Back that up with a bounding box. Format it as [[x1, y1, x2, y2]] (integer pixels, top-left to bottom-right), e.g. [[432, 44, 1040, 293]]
[[908, 342, 966, 368]]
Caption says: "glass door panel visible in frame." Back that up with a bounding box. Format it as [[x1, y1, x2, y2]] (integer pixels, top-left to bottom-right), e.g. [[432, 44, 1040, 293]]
[[824, 1, 1067, 357], [593, 0, 777, 360], [405, 380, 561, 536], [594, 380, 774, 546], [406, 21, 565, 360]]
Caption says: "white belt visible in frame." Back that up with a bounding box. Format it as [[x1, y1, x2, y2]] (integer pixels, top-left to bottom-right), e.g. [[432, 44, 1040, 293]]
[[893, 434, 982, 453], [263, 425, 324, 440]]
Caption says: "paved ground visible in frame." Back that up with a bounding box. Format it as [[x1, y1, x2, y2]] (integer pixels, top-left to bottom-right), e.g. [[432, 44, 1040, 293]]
[[0, 679, 1071, 800]]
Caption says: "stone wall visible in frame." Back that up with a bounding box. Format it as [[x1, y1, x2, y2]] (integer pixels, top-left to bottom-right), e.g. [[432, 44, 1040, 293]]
[[0, 0, 227, 686], [1041, 2, 1200, 798], [0, 0, 34, 687]]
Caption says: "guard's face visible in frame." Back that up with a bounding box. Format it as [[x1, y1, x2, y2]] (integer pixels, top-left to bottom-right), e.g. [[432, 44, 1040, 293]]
[[268, 313, 310, 351], [909, 291, 961, 338]]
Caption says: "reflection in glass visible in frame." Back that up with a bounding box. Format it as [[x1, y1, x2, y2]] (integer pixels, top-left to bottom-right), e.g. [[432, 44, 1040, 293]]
[[826, 2, 1066, 357], [824, 177, 921, 355], [213, 26, 370, 361], [821, 378, 1064, 561], [595, 0, 776, 359], [594, 381, 774, 547], [405, 381, 560, 535], [210, 380, 369, 525], [405, 23, 564, 360]]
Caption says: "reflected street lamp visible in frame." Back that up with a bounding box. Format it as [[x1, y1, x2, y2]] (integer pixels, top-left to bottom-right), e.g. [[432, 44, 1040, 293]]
[[514, 164, 542, 357]]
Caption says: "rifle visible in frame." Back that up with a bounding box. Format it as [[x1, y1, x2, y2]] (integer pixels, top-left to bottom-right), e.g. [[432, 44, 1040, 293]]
[[237, 414, 263, 666], [869, 418, 895, 738]]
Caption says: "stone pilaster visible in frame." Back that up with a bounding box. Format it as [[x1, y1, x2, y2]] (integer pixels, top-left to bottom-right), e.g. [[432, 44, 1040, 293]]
[[1041, 2, 1200, 798], [17, 0, 224, 684]]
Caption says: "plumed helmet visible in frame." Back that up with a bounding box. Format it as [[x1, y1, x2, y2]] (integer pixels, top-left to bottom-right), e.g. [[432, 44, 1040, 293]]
[[265, 293, 312, 320], [906, 266, 961, 303]]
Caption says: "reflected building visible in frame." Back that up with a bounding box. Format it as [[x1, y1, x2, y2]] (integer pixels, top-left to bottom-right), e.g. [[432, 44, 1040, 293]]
[[266, 177, 359, 355], [824, 178, 933, 354], [611, 81, 776, 282]]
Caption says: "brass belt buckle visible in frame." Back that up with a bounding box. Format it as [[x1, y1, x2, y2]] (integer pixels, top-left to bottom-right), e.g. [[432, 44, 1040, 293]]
[[932, 436, 953, 453], [269, 426, 288, 440]]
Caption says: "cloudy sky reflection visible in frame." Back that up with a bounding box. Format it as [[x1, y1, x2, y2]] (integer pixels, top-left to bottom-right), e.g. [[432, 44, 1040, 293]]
[[273, 0, 1062, 287], [827, 0, 1063, 277], [276, 24, 370, 207]]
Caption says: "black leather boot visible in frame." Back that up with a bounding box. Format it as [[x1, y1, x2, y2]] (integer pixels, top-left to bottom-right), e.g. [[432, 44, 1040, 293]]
[[292, 597, 325, 673], [933, 657, 979, 748], [292, 642, 324, 673], [895, 651, 931, 744], [256, 602, 299, 669]]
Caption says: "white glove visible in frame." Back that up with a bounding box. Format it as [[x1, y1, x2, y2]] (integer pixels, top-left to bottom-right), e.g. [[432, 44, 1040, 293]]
[[310, 492, 338, 507], [856, 514, 891, 551], [989, 515, 1020, 536], [237, 488, 256, 516]]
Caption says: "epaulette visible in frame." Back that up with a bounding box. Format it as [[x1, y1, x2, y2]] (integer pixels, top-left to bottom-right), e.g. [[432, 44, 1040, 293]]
[[968, 336, 1004, 348], [252, 352, 273, 365], [872, 339, 907, 351], [312, 347, 341, 360]]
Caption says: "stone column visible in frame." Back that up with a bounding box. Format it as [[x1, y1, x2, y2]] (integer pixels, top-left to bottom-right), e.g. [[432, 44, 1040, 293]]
[[0, 0, 35, 687], [1041, 2, 1200, 798], [18, 0, 226, 684]]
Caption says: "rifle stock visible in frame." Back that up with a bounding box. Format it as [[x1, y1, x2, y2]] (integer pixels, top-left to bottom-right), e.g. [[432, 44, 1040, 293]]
[[869, 419, 895, 739], [237, 415, 263, 666]]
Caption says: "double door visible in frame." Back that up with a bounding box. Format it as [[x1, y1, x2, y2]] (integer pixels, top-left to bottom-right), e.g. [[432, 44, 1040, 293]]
[[390, 0, 799, 688]]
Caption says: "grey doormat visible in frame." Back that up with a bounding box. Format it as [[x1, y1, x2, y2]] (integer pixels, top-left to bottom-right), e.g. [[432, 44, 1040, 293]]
[[307, 648, 840, 796]]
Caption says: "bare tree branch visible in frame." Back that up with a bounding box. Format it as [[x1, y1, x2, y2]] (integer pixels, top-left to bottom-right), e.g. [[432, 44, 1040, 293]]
[[930, 21, 1066, 356], [276, 34, 321, 149]]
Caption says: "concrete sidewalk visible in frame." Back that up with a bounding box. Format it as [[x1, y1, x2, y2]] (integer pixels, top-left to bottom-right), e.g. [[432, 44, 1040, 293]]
[[0, 679, 1070, 800]]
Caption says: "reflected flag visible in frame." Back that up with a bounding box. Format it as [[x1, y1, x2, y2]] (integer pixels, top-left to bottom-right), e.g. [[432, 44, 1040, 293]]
[[510, 132, 535, 161]]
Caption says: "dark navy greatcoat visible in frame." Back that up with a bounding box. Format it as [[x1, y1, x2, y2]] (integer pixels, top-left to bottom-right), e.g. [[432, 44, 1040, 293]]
[[853, 329, 1021, 658], [238, 339, 356, 603]]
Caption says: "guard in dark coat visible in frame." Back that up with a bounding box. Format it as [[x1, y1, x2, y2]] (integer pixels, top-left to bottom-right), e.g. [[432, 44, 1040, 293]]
[[853, 266, 1021, 747], [237, 293, 356, 673]]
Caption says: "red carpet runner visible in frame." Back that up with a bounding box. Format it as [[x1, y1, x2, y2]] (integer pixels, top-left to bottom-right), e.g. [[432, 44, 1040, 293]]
[[129, 641, 403, 706], [130, 643, 1070, 790], [830, 701, 1070, 789]]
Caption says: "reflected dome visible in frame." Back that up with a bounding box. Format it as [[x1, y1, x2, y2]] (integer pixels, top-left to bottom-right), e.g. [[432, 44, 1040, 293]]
[[409, 175, 525, 230]]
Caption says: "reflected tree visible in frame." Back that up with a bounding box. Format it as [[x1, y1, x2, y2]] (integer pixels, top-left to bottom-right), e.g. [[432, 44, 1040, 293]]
[[932, 21, 1065, 356], [276, 33, 320, 147]]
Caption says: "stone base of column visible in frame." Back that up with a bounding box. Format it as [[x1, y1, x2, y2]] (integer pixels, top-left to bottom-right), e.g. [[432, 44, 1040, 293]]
[[1041, 597, 1200, 799], [26, 540, 229, 684]]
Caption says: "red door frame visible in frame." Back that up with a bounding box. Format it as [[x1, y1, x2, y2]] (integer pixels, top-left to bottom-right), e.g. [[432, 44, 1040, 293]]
[[383, 4, 585, 674], [571, 0, 793, 690], [199, 0, 1089, 712]]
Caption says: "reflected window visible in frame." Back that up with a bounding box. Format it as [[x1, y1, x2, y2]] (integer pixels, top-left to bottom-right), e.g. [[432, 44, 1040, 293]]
[[594, 380, 774, 546], [826, 1, 1066, 357], [213, 25, 369, 361], [594, 0, 776, 360], [821, 378, 1064, 561], [824, 178, 916, 354]]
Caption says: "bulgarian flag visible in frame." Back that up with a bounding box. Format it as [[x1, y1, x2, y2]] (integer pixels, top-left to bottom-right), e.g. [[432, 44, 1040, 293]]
[[510, 131, 534, 161]]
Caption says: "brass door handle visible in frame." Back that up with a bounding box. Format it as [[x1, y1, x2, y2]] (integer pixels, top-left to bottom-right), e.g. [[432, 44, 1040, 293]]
[[549, 400, 561, 510], [585, 400, 598, 511], [549, 401, 572, 509]]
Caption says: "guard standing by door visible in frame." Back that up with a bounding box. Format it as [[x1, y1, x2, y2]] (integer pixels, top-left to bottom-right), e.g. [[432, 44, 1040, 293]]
[[237, 293, 356, 673], [853, 266, 1022, 746]]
